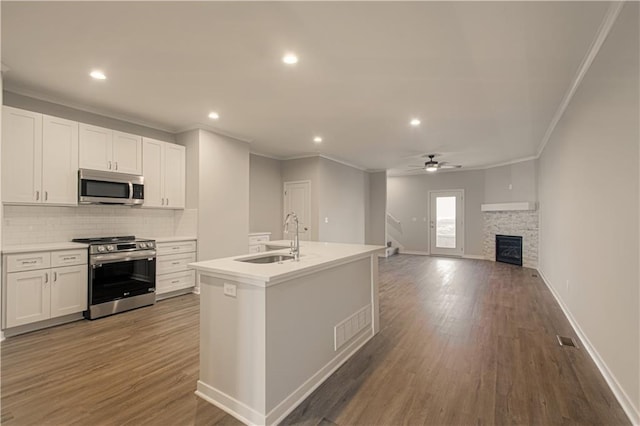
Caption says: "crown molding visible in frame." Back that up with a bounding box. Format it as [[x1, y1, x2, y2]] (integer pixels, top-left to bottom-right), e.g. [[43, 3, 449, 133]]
[[3, 86, 177, 134], [536, 1, 624, 158], [176, 124, 253, 144]]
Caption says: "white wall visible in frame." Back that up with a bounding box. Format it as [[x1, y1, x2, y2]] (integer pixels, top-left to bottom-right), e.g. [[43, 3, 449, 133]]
[[249, 154, 283, 239], [3, 91, 176, 143], [367, 171, 387, 246], [318, 158, 368, 244], [484, 160, 538, 203], [538, 3, 639, 420]]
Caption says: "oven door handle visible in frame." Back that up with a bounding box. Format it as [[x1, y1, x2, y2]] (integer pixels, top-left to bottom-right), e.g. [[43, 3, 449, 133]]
[[90, 250, 156, 265]]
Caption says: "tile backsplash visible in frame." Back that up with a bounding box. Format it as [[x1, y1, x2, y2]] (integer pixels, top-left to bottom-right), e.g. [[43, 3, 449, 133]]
[[2, 205, 198, 246]]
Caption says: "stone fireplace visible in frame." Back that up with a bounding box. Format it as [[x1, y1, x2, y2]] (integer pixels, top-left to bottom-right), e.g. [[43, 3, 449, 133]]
[[483, 208, 538, 268]]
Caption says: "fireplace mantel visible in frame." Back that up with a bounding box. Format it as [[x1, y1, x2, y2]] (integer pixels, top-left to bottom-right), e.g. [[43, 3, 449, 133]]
[[481, 202, 537, 212]]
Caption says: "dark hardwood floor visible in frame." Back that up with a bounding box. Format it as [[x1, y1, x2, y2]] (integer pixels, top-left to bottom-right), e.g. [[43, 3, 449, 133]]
[[1, 255, 630, 425]]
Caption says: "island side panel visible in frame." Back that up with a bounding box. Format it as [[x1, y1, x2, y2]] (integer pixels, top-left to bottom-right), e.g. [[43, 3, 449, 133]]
[[264, 256, 374, 419], [197, 274, 267, 422], [371, 255, 380, 334]]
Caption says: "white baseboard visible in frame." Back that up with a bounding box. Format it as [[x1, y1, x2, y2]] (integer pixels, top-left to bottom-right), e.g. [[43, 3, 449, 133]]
[[398, 249, 429, 256], [538, 269, 639, 425], [462, 254, 485, 260], [195, 327, 374, 426]]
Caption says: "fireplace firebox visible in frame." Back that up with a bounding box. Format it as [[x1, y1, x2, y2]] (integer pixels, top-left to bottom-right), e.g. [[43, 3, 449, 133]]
[[496, 235, 523, 266]]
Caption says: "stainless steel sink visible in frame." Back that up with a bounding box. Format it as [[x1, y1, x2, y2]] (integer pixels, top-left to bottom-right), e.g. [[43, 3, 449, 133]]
[[236, 254, 295, 264]]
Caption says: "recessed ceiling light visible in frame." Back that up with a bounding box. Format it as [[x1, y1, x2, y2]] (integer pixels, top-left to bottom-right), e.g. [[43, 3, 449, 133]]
[[313, 136, 323, 143], [90, 70, 106, 80], [208, 112, 220, 120], [282, 53, 299, 65], [410, 118, 421, 126]]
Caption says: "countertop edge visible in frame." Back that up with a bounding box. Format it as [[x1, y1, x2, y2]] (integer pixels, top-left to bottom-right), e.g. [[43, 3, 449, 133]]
[[2, 242, 89, 254]]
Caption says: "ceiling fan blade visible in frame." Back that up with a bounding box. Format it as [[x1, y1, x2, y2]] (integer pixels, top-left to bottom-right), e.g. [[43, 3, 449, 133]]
[[439, 164, 462, 169]]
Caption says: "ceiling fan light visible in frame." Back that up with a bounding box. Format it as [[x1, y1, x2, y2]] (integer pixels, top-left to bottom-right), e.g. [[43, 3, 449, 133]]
[[425, 165, 438, 172]]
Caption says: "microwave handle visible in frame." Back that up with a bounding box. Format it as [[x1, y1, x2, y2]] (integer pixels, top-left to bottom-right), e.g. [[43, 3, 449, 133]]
[[129, 182, 134, 200]]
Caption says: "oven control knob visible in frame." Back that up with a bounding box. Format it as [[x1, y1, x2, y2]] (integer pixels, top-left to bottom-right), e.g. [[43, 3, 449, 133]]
[[107, 245, 115, 252], [97, 246, 106, 253], [139, 242, 147, 249]]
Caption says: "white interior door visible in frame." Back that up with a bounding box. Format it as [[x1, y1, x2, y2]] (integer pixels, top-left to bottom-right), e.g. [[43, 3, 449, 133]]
[[429, 190, 464, 256], [284, 181, 311, 241]]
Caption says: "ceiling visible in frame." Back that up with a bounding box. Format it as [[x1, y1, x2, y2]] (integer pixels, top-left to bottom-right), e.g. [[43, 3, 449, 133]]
[[1, 1, 613, 171]]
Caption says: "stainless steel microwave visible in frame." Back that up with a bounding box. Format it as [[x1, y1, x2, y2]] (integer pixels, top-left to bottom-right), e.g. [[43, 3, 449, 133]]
[[78, 169, 144, 205]]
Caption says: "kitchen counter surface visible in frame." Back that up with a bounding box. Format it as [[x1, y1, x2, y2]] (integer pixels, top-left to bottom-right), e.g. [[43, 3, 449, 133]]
[[147, 236, 197, 243], [189, 240, 384, 286], [1, 242, 89, 254]]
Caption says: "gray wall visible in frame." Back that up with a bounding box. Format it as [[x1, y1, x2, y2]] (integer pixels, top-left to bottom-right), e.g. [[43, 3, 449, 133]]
[[249, 154, 283, 239], [177, 129, 250, 261], [387, 170, 485, 255], [318, 158, 368, 244], [3, 91, 176, 142], [484, 159, 538, 203], [366, 171, 387, 246], [538, 4, 639, 417]]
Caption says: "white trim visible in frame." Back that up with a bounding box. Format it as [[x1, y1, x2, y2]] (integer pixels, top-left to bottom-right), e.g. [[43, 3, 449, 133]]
[[266, 329, 373, 425], [250, 150, 282, 161], [481, 202, 537, 212], [281, 153, 368, 172], [428, 189, 465, 257], [398, 249, 429, 256], [195, 382, 263, 426], [536, 2, 623, 158], [4, 87, 176, 134], [195, 328, 374, 426], [176, 124, 253, 144], [538, 269, 639, 425], [462, 254, 485, 260]]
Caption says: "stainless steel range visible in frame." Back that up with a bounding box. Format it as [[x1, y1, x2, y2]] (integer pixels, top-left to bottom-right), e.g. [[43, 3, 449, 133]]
[[72, 236, 156, 319]]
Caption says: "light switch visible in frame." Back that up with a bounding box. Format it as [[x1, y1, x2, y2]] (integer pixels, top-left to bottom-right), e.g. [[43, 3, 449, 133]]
[[223, 283, 237, 297], [324, 217, 329, 223]]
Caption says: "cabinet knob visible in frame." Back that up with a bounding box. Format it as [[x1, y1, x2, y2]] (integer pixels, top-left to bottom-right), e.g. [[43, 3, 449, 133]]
[[108, 161, 112, 170]]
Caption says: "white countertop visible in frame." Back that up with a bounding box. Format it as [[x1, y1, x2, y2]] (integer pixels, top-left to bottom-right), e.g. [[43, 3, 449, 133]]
[[189, 240, 384, 286], [2, 242, 89, 254], [146, 236, 197, 243], [248, 232, 272, 237]]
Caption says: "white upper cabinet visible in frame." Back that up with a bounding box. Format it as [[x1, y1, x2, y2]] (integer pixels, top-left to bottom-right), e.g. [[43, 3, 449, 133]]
[[112, 131, 142, 174], [79, 124, 142, 175], [2, 106, 78, 205], [141, 138, 164, 208], [2, 106, 43, 203], [163, 143, 185, 209], [42, 115, 79, 204], [142, 138, 185, 209]]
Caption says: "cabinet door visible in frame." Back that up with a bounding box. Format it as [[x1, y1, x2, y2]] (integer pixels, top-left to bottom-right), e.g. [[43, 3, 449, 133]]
[[112, 131, 142, 175], [50, 265, 87, 318], [42, 115, 79, 205], [163, 143, 185, 209], [2, 106, 42, 203], [79, 124, 112, 171], [6, 270, 50, 327], [141, 138, 164, 207]]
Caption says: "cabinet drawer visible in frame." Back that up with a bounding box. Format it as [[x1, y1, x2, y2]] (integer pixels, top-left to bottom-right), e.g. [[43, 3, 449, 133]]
[[156, 270, 195, 295], [248, 244, 262, 254], [6, 252, 51, 273], [156, 240, 196, 256], [249, 235, 270, 245], [51, 250, 87, 268], [156, 252, 196, 275]]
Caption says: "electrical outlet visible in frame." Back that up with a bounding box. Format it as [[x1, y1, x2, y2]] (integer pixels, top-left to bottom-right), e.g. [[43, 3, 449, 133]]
[[324, 217, 329, 223], [223, 283, 237, 297], [508, 183, 513, 190]]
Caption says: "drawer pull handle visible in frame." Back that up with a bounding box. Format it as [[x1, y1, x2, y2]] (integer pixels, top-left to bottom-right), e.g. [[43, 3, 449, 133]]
[[172, 261, 180, 265], [22, 260, 38, 265], [62, 256, 76, 261], [172, 247, 180, 250], [171, 280, 180, 284]]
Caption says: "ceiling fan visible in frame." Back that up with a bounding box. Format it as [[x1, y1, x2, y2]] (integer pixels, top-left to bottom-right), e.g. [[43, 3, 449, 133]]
[[408, 154, 462, 173]]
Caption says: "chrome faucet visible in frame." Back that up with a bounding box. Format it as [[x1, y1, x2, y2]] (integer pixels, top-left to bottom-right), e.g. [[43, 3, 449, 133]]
[[283, 212, 300, 261]]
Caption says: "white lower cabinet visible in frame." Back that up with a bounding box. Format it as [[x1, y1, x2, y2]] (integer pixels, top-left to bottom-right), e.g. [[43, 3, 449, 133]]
[[156, 239, 197, 298], [4, 249, 88, 329], [249, 232, 271, 253]]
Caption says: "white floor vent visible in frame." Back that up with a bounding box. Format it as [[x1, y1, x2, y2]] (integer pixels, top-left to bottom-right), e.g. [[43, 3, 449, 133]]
[[334, 305, 372, 351]]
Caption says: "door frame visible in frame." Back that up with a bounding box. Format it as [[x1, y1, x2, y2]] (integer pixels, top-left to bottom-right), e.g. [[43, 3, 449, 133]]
[[428, 189, 465, 257], [283, 180, 312, 241]]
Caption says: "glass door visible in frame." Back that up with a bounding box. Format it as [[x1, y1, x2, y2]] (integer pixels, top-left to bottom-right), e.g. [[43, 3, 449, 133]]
[[429, 190, 464, 256]]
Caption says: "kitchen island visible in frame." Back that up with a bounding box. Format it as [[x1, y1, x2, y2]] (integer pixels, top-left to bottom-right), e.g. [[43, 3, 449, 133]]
[[189, 241, 384, 426]]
